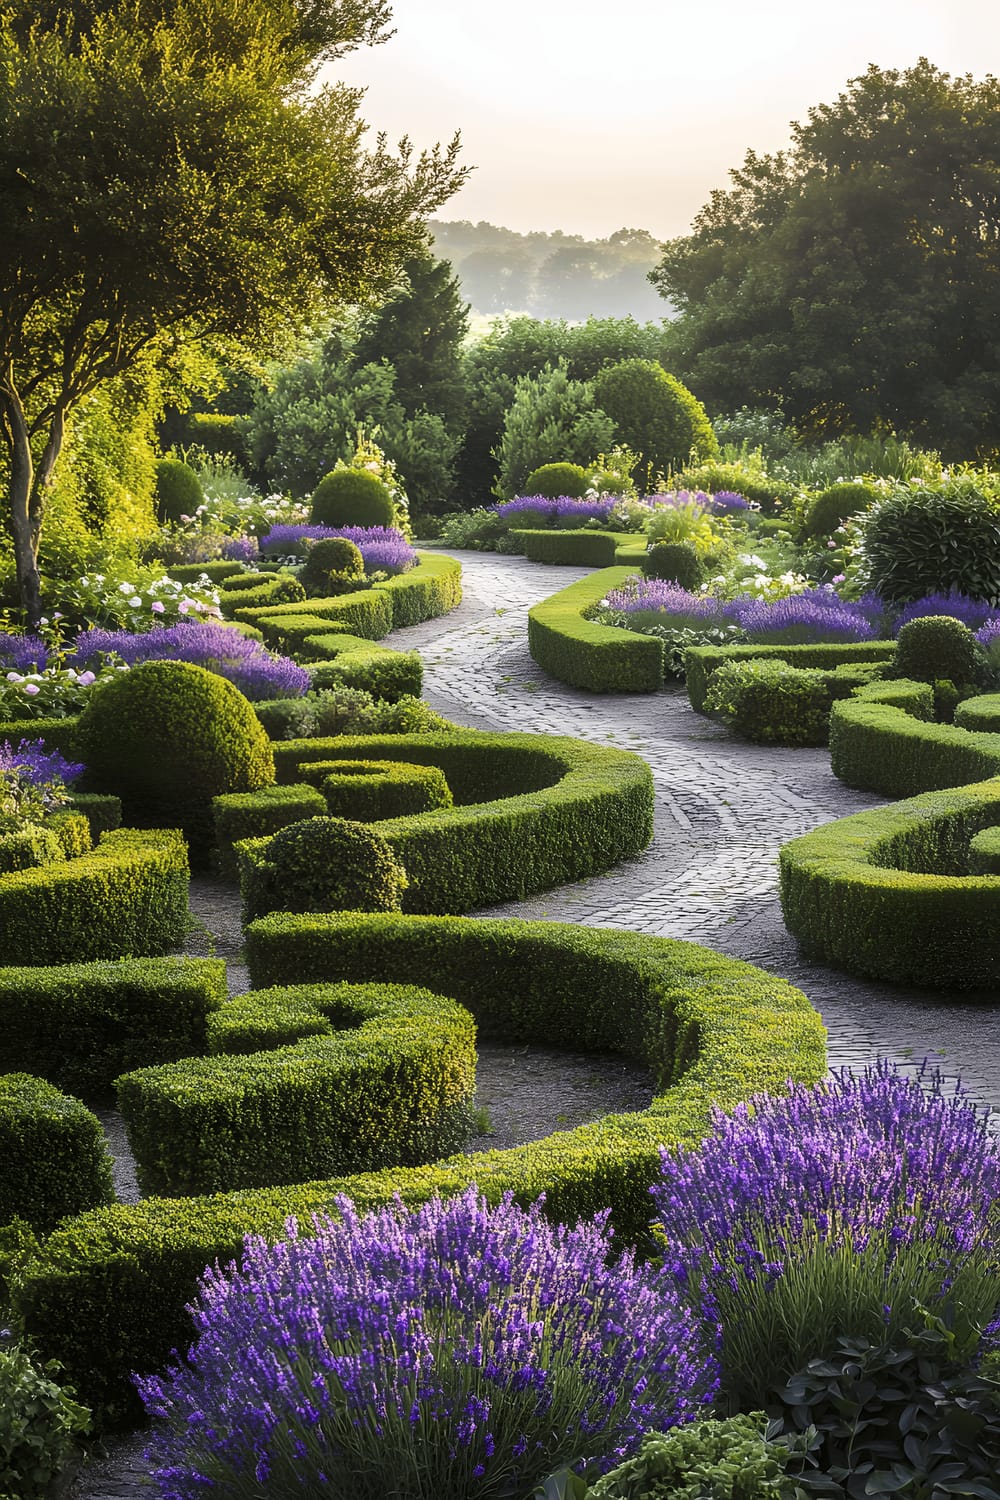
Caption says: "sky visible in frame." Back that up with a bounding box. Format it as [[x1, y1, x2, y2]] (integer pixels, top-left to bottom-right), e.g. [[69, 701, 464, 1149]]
[[327, 0, 1000, 241]]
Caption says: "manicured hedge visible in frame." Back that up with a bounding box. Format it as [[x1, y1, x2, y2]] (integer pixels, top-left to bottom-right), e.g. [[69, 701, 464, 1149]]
[[685, 641, 898, 715], [303, 638, 423, 698], [510, 529, 634, 567], [236, 553, 462, 643], [373, 551, 462, 628], [955, 694, 1000, 733], [0, 958, 226, 1098], [0, 828, 190, 965], [527, 567, 665, 693], [166, 562, 244, 585], [829, 690, 1000, 797], [65, 792, 122, 840], [271, 730, 654, 911], [779, 776, 1000, 987], [298, 759, 452, 821], [211, 783, 327, 875], [704, 658, 882, 746], [0, 716, 81, 757], [117, 980, 476, 1196], [218, 573, 305, 618], [247, 607, 388, 653], [16, 914, 824, 1425], [0, 1074, 114, 1233]]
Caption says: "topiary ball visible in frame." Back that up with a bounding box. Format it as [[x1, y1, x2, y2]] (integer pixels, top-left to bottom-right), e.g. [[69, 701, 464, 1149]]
[[803, 482, 877, 539], [154, 458, 203, 525], [300, 537, 366, 598], [642, 541, 704, 590], [893, 615, 986, 688], [240, 815, 407, 922], [75, 660, 274, 861], [310, 470, 395, 529], [523, 463, 590, 499]]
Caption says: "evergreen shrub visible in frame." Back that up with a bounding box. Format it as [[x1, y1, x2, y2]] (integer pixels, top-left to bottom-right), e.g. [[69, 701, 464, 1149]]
[[522, 462, 590, 498], [153, 458, 202, 525], [0, 1074, 113, 1232], [310, 470, 395, 529], [238, 816, 407, 922], [643, 541, 704, 589]]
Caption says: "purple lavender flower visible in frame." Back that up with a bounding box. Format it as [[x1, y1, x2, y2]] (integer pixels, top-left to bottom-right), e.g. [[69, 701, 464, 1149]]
[[259, 525, 417, 576], [137, 1188, 717, 1500], [221, 536, 259, 564], [709, 491, 751, 515], [0, 634, 49, 672], [893, 589, 997, 634], [729, 587, 877, 644], [71, 624, 309, 701], [604, 579, 729, 624], [493, 495, 619, 529], [0, 738, 84, 786]]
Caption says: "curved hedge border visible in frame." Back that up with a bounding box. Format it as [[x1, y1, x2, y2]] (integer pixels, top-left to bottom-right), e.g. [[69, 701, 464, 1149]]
[[117, 981, 476, 1196], [510, 529, 635, 567], [0, 828, 190, 966], [0, 1074, 113, 1234], [235, 552, 462, 643], [829, 687, 1000, 797], [270, 730, 654, 911], [686, 642, 897, 715], [955, 694, 1000, 734], [300, 636, 422, 696], [16, 913, 824, 1425], [527, 567, 664, 693]]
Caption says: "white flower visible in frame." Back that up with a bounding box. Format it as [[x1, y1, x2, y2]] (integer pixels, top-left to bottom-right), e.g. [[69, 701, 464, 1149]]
[[129, 596, 142, 608]]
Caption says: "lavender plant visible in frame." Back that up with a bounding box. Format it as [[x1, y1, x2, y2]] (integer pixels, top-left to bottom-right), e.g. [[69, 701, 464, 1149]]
[[259, 524, 417, 575], [493, 495, 620, 529], [71, 625, 309, 701], [652, 1063, 1000, 1410], [728, 589, 877, 644], [138, 1189, 718, 1500]]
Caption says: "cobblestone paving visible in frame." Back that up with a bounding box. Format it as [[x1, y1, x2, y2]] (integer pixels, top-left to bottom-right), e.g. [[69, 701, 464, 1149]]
[[69, 548, 1000, 1497]]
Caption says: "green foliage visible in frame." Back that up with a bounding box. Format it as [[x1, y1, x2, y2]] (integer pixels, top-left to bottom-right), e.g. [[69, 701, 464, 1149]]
[[494, 361, 616, 500], [299, 536, 366, 597], [592, 360, 717, 491], [645, 500, 719, 553], [0, 823, 65, 874], [954, 693, 1000, 733], [0, 1073, 113, 1233], [516, 529, 629, 567], [117, 980, 476, 1195], [828, 685, 1000, 795], [211, 783, 327, 876], [0, 1346, 90, 1500], [705, 658, 876, 746], [666, 460, 796, 516], [802, 481, 877, 539], [860, 481, 1000, 604], [218, 568, 309, 614], [310, 467, 396, 528], [588, 1414, 801, 1499], [256, 687, 450, 741], [523, 462, 591, 497], [893, 615, 986, 687], [968, 825, 1000, 874], [528, 568, 666, 691], [643, 541, 704, 589], [153, 458, 202, 525], [75, 660, 274, 857], [238, 815, 408, 922], [307, 758, 453, 821], [685, 641, 897, 714], [0, 957, 226, 1098], [305, 640, 423, 701]]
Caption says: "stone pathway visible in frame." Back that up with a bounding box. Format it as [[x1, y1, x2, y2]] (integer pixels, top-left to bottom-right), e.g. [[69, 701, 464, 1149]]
[[68, 547, 1000, 1497]]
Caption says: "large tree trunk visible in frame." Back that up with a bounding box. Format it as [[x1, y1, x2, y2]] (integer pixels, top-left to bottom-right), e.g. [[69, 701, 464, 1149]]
[[1, 378, 65, 629]]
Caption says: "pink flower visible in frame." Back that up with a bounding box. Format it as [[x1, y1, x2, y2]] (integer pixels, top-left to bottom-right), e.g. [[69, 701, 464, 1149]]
[[832, 573, 846, 584], [178, 602, 189, 615], [151, 600, 166, 614], [827, 539, 837, 549], [23, 682, 40, 696], [78, 671, 96, 686]]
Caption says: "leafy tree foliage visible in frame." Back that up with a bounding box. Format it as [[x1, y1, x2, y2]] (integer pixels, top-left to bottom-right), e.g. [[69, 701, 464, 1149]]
[[592, 360, 717, 490], [652, 61, 1000, 457], [493, 361, 615, 500]]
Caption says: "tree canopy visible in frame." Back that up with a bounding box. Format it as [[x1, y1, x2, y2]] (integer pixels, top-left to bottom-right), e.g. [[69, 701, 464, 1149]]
[[652, 61, 1000, 457]]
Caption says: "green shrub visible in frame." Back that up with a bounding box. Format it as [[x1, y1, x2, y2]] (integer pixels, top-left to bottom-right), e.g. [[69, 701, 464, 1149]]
[[528, 568, 665, 692], [643, 541, 704, 589], [0, 718, 80, 758], [955, 693, 1000, 733], [0, 823, 65, 874], [238, 554, 460, 642], [828, 688, 1000, 798], [860, 481, 1000, 603], [513, 529, 626, 567], [372, 551, 462, 628], [238, 816, 408, 922], [705, 658, 876, 746], [801, 480, 877, 538], [523, 462, 590, 498], [15, 913, 824, 1427], [184, 412, 248, 465], [218, 572, 305, 618], [153, 457, 202, 525], [673, 460, 796, 515], [299, 536, 366, 597], [47, 808, 92, 859], [0, 1347, 90, 1500], [299, 759, 453, 821], [0, 1074, 113, 1233], [969, 825, 1000, 874], [893, 614, 986, 687], [0, 827, 190, 966], [592, 360, 717, 490], [310, 469, 395, 528], [0, 958, 226, 1098], [166, 560, 243, 585], [685, 641, 897, 714], [117, 980, 476, 1196], [588, 1414, 800, 1499], [75, 660, 274, 857], [212, 783, 327, 876], [64, 791, 122, 840], [304, 640, 423, 701]]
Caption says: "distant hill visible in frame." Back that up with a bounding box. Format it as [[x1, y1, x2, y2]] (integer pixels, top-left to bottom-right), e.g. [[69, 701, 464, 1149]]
[[429, 221, 671, 322]]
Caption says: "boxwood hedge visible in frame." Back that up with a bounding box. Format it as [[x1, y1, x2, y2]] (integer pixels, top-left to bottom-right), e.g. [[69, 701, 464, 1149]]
[[527, 567, 665, 693], [510, 530, 635, 567], [0, 1074, 114, 1234], [829, 687, 1000, 797], [235, 553, 461, 644], [685, 642, 897, 715]]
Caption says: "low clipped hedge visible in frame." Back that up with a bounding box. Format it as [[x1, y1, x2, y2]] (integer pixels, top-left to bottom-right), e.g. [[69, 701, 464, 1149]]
[[510, 529, 634, 567], [704, 659, 882, 746], [0, 1074, 114, 1233], [212, 784, 327, 876], [527, 567, 664, 693], [0, 828, 190, 965], [302, 637, 423, 699], [955, 695, 1000, 733], [0, 717, 81, 757], [16, 913, 824, 1425], [271, 730, 654, 911], [779, 776, 1000, 987], [969, 826, 1000, 874], [246, 605, 390, 653], [0, 958, 226, 1098], [218, 572, 306, 618], [117, 980, 477, 1196], [829, 688, 1000, 797], [373, 551, 462, 628], [685, 641, 898, 715], [65, 792, 122, 840], [299, 758, 452, 821], [166, 562, 244, 585], [235, 553, 461, 643]]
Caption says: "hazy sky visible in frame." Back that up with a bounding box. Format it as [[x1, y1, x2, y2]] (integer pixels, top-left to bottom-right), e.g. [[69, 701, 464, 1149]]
[[327, 0, 1000, 241]]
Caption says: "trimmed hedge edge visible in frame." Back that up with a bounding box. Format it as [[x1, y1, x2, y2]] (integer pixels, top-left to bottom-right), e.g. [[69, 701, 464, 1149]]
[[528, 567, 664, 693]]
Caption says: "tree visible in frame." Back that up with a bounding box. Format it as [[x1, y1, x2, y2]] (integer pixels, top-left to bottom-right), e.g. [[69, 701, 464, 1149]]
[[493, 361, 616, 499], [592, 360, 717, 491], [0, 0, 464, 622], [651, 61, 1000, 456]]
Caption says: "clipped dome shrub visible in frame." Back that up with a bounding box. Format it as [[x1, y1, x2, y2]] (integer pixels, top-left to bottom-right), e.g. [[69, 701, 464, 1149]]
[[299, 537, 366, 598], [310, 470, 395, 530], [154, 458, 203, 525], [522, 463, 590, 499], [893, 616, 985, 688], [860, 482, 1000, 604], [239, 816, 407, 923], [643, 541, 704, 590], [592, 360, 717, 491], [803, 481, 877, 539], [75, 660, 274, 858]]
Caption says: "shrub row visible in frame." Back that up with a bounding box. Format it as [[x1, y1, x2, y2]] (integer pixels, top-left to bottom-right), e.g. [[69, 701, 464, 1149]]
[[212, 784, 328, 876], [0, 717, 81, 757], [271, 730, 654, 912], [235, 553, 461, 643], [166, 562, 244, 585], [15, 913, 824, 1425], [299, 758, 452, 821], [704, 659, 883, 746], [527, 567, 665, 693], [955, 694, 1000, 733], [117, 981, 477, 1197], [509, 529, 635, 567], [302, 638, 423, 698], [829, 690, 1000, 797], [0, 1074, 113, 1234], [685, 641, 898, 715]]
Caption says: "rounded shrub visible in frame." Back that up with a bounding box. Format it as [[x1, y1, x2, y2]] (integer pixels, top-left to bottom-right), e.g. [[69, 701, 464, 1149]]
[[643, 541, 704, 589], [239, 815, 407, 922], [803, 481, 877, 539], [592, 360, 717, 490], [522, 462, 590, 499], [299, 537, 366, 598], [893, 615, 985, 687], [316, 759, 453, 821], [860, 481, 1000, 604], [153, 458, 202, 525], [310, 469, 395, 529], [75, 661, 274, 857]]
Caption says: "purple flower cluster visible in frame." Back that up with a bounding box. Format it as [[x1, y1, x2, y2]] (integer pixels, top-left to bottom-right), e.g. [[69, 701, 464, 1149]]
[[259, 525, 417, 575], [221, 536, 259, 564], [0, 737, 84, 786], [604, 580, 729, 624], [893, 588, 998, 635], [708, 490, 751, 515], [71, 624, 309, 701], [729, 588, 878, 644], [494, 495, 619, 528], [0, 634, 49, 672], [138, 1188, 717, 1500]]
